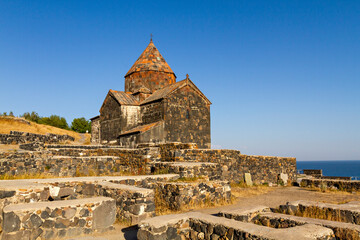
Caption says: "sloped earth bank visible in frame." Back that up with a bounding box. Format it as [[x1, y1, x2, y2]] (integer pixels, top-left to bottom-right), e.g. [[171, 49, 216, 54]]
[[73, 187, 360, 240]]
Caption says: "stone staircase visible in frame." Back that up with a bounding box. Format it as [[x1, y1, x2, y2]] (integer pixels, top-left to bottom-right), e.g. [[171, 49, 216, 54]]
[[148, 161, 220, 179]]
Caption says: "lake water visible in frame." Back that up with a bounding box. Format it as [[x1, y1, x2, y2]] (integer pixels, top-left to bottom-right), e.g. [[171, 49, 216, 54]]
[[297, 160, 360, 180]]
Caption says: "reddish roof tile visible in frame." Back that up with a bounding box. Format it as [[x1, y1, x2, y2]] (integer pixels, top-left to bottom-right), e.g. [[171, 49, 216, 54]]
[[109, 90, 139, 106], [90, 115, 100, 121], [140, 78, 211, 105], [119, 121, 163, 136], [125, 40, 174, 77]]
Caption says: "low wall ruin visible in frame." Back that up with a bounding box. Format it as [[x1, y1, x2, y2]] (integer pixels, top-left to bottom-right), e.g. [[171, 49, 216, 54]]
[[0, 143, 297, 185], [160, 148, 297, 184], [1, 196, 115, 240], [137, 212, 335, 240], [300, 178, 360, 192], [0, 131, 74, 145]]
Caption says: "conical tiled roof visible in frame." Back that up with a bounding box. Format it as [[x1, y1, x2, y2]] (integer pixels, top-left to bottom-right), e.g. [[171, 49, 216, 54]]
[[125, 40, 174, 77]]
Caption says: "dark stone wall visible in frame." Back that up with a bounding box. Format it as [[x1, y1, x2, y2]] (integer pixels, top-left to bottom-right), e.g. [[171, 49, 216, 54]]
[[167, 149, 297, 184], [164, 86, 211, 149], [100, 95, 122, 143], [118, 123, 165, 148], [153, 181, 231, 211], [0, 148, 149, 177], [91, 118, 100, 144], [139, 122, 165, 144], [118, 134, 139, 148], [0, 143, 296, 185], [125, 71, 176, 93], [100, 95, 140, 144], [141, 100, 164, 125], [111, 179, 231, 212], [300, 178, 360, 192], [303, 169, 322, 177], [0, 131, 74, 145], [0, 197, 115, 239]]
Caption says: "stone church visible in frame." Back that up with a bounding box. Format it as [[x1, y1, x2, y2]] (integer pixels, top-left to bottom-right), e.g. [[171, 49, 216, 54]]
[[91, 40, 211, 148]]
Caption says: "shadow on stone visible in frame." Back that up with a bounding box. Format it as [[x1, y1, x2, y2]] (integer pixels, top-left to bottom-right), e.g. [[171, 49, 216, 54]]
[[122, 225, 138, 240]]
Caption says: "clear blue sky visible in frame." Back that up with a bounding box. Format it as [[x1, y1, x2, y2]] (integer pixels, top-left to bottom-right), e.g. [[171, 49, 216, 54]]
[[1, 1, 359, 160]]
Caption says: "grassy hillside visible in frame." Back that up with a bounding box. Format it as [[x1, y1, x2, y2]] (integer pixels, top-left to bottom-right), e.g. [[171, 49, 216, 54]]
[[0, 116, 81, 141]]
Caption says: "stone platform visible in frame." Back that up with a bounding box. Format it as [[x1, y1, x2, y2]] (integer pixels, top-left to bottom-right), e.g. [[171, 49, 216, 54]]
[[219, 201, 360, 240], [138, 212, 334, 240], [138, 200, 360, 240]]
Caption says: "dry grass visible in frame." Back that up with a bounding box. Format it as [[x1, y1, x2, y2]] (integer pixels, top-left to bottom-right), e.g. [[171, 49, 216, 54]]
[[0, 169, 137, 180], [83, 133, 91, 145], [230, 182, 276, 199], [0, 117, 80, 141], [0, 173, 60, 180]]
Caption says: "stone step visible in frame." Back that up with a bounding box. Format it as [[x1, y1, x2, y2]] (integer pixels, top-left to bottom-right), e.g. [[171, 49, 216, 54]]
[[2, 196, 116, 240], [51, 155, 122, 159], [0, 175, 176, 228], [46, 145, 125, 149], [0, 175, 178, 203], [219, 205, 271, 221], [137, 212, 335, 240], [67, 237, 109, 240], [0, 174, 179, 191], [97, 181, 155, 224], [149, 161, 220, 179]]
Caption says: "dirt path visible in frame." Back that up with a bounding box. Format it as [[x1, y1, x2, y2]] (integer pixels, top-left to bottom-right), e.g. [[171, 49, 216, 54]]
[[68, 187, 360, 239], [72, 133, 87, 145]]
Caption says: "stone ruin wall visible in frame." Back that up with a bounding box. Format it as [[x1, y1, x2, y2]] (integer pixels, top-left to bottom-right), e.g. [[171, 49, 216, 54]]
[[0, 143, 296, 185], [0, 131, 74, 145], [0, 175, 231, 239], [0, 147, 150, 177], [157, 146, 297, 184], [0, 142, 298, 239]]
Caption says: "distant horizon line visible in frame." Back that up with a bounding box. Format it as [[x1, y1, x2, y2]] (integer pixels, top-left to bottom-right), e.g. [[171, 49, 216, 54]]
[[297, 159, 360, 162]]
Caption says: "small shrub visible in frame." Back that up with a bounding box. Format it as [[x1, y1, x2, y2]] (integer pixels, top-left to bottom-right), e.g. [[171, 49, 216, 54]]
[[153, 168, 169, 175], [71, 117, 91, 133]]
